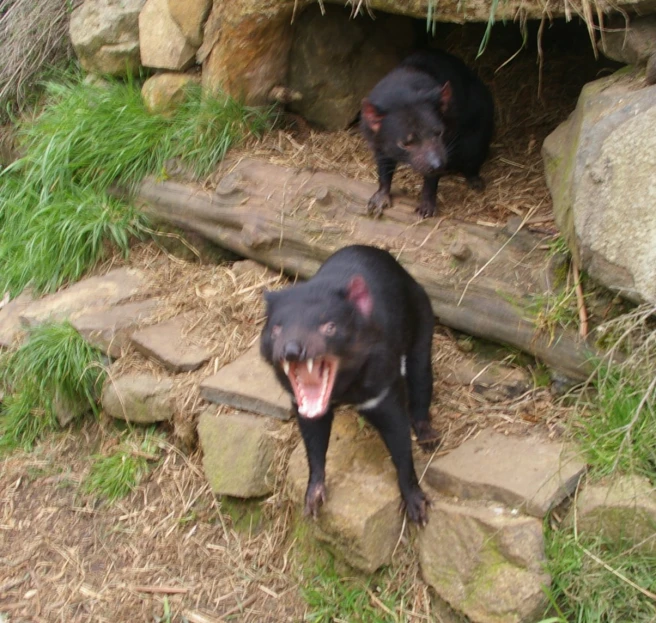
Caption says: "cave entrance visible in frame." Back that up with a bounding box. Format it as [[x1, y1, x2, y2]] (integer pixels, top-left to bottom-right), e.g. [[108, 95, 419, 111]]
[[254, 4, 619, 225]]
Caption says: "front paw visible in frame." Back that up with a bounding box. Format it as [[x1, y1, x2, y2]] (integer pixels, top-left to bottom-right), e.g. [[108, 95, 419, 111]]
[[367, 189, 392, 218], [414, 421, 441, 452], [416, 199, 437, 219], [402, 486, 430, 526], [304, 481, 326, 519]]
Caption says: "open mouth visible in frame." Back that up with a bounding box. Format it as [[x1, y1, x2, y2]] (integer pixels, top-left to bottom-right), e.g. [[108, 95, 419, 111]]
[[282, 356, 339, 419]]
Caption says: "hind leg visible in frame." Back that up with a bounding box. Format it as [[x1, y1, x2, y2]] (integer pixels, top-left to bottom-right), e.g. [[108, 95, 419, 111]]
[[459, 135, 488, 192], [405, 289, 440, 450]]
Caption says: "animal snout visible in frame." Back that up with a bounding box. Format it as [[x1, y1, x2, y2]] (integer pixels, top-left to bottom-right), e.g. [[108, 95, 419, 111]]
[[282, 340, 305, 361], [426, 153, 443, 171]]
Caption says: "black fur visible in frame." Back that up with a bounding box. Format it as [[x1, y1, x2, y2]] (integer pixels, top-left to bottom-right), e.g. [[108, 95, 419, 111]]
[[361, 49, 495, 218], [260, 245, 439, 525]]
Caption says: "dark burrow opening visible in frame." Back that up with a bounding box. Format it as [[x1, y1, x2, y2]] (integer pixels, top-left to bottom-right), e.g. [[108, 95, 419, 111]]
[[264, 4, 621, 223]]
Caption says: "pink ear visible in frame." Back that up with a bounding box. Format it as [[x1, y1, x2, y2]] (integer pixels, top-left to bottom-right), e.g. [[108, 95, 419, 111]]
[[440, 81, 452, 114], [347, 275, 373, 318], [361, 99, 383, 134]]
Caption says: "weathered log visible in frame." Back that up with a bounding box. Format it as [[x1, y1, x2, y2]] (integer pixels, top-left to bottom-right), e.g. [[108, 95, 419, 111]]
[[133, 158, 601, 380]]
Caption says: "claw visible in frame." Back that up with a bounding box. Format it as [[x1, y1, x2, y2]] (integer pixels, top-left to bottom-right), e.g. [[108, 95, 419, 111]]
[[304, 481, 326, 519], [401, 487, 430, 526], [366, 189, 392, 218], [416, 199, 437, 219]]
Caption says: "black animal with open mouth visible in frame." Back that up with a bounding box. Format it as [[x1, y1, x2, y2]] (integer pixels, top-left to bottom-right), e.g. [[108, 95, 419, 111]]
[[260, 245, 440, 525]]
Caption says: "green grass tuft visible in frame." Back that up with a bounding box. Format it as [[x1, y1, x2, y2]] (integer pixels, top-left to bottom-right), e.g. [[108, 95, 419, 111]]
[[576, 368, 656, 479], [544, 521, 656, 622], [0, 179, 149, 294], [0, 74, 272, 295], [573, 304, 656, 478], [82, 429, 162, 501], [301, 557, 412, 623], [0, 322, 106, 451]]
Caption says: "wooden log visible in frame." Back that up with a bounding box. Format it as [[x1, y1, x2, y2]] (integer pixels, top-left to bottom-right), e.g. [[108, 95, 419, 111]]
[[133, 158, 600, 381]]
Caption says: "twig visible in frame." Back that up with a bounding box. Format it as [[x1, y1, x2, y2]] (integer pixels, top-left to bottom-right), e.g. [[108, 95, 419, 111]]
[[572, 262, 588, 338], [579, 546, 656, 601], [130, 585, 189, 594], [221, 594, 258, 618]]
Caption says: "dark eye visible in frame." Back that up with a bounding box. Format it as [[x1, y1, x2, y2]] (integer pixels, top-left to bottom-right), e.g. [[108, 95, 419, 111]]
[[399, 133, 417, 149], [319, 322, 336, 336], [271, 325, 282, 337], [433, 128, 444, 138]]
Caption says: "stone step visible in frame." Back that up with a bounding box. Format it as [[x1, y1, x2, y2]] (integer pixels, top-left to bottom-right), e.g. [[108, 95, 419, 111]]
[[102, 372, 175, 424], [19, 268, 148, 328], [286, 414, 403, 573], [198, 407, 282, 499], [72, 298, 162, 358], [571, 475, 656, 554], [418, 495, 550, 623], [199, 344, 292, 420], [130, 315, 212, 373], [423, 429, 587, 518]]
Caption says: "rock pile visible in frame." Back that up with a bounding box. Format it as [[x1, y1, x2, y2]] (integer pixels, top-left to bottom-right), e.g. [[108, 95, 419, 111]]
[[3, 259, 656, 623]]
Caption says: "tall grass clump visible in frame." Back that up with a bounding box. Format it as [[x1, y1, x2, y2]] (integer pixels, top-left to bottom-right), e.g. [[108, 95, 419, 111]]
[[83, 429, 163, 501], [0, 74, 272, 295], [544, 521, 656, 622], [575, 304, 656, 478], [0, 322, 106, 451]]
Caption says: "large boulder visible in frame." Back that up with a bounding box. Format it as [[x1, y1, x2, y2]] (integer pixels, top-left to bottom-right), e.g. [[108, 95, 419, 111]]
[[543, 69, 656, 304], [418, 498, 550, 623], [139, 0, 197, 70], [168, 0, 211, 47], [70, 0, 145, 77], [141, 73, 200, 115], [200, 0, 656, 106], [287, 4, 413, 130], [598, 16, 656, 66]]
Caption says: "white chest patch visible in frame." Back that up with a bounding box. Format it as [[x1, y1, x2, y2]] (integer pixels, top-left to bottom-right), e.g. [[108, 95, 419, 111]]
[[400, 355, 407, 377], [355, 387, 389, 412]]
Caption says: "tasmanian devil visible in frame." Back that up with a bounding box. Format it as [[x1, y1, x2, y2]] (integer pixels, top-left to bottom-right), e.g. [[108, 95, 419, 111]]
[[260, 245, 439, 525], [361, 49, 495, 219]]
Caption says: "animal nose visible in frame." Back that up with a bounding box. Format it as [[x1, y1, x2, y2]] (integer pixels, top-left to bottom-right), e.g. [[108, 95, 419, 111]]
[[427, 154, 442, 171], [283, 341, 305, 361]]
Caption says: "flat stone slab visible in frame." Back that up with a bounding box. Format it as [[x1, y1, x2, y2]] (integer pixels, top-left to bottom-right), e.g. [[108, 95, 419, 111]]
[[198, 407, 280, 498], [20, 268, 147, 328], [102, 373, 174, 424], [130, 315, 212, 373], [571, 475, 656, 554], [424, 429, 586, 518], [287, 414, 404, 573], [72, 298, 162, 358], [0, 291, 34, 348], [200, 345, 291, 420], [418, 497, 550, 623]]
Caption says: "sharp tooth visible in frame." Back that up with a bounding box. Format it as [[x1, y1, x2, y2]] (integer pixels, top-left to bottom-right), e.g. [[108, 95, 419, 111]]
[[283, 361, 290, 375], [307, 358, 314, 374]]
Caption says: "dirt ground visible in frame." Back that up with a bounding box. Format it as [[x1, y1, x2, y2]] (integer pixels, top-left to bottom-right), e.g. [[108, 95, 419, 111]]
[[1, 22, 616, 623]]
